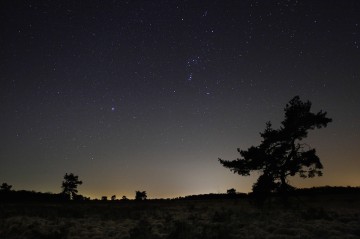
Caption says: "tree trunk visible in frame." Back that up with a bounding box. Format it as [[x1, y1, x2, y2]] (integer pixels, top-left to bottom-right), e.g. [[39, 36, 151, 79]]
[[279, 174, 289, 206]]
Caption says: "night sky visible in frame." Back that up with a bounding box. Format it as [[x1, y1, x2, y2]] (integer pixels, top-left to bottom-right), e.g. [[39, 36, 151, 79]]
[[1, 1, 359, 199]]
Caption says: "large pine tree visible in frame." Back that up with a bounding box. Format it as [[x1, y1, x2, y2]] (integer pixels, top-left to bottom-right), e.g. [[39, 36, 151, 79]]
[[219, 96, 332, 194]]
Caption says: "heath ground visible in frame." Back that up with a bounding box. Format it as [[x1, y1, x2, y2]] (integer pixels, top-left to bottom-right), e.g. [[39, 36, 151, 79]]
[[1, 193, 360, 239]]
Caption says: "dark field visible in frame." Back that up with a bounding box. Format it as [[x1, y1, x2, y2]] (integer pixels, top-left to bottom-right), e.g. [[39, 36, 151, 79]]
[[1, 194, 360, 239]]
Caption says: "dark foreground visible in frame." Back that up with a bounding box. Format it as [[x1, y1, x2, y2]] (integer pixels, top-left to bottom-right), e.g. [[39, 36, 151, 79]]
[[1, 194, 360, 239]]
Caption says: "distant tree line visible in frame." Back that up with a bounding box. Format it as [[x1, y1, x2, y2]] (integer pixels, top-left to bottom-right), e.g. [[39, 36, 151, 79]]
[[0, 173, 150, 202], [293, 186, 360, 195], [1, 182, 360, 202], [0, 182, 75, 202], [175, 192, 248, 201]]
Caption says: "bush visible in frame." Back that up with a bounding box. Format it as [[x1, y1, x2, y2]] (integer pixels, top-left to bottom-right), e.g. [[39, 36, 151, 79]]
[[166, 220, 196, 239], [129, 219, 158, 239]]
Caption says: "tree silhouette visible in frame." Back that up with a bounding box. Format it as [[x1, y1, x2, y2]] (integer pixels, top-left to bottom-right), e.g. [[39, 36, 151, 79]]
[[227, 188, 236, 195], [0, 183, 12, 191], [122, 195, 129, 201], [135, 191, 147, 201], [61, 173, 82, 200], [219, 96, 332, 196]]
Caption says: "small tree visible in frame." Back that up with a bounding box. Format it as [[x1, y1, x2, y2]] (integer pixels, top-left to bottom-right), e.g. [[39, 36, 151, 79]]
[[135, 191, 147, 201], [219, 96, 332, 196], [111, 195, 116, 201], [227, 188, 236, 195], [0, 183, 12, 192], [61, 173, 82, 200]]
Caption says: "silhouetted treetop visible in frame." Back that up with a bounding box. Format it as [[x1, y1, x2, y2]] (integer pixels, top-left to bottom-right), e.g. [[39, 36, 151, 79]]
[[280, 96, 332, 140]]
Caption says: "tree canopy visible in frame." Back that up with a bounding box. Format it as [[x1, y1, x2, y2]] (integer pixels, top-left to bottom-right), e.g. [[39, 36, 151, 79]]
[[219, 96, 332, 194], [0, 183, 12, 192]]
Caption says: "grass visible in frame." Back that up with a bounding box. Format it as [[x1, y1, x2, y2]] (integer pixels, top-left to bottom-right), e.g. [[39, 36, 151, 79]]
[[0, 194, 359, 239]]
